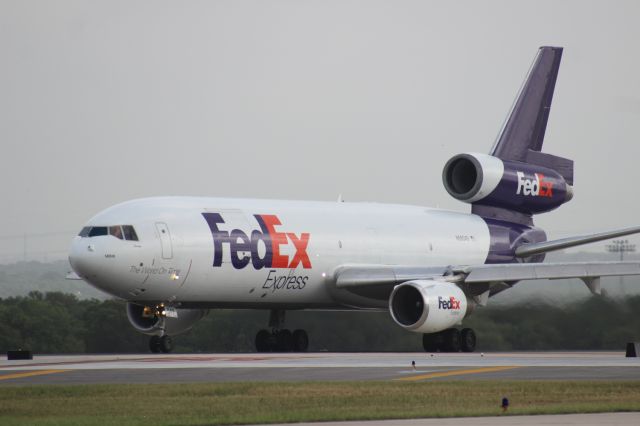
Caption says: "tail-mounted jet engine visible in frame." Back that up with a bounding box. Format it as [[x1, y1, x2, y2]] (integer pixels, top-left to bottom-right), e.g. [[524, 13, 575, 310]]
[[389, 280, 469, 334], [442, 152, 573, 215], [126, 303, 208, 353]]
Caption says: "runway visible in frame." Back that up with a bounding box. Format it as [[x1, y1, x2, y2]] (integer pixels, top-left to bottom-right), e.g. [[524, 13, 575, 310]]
[[1, 352, 640, 385]]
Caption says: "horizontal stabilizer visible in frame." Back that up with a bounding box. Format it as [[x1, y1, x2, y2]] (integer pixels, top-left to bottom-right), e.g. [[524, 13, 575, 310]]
[[66, 271, 83, 280], [515, 226, 640, 258]]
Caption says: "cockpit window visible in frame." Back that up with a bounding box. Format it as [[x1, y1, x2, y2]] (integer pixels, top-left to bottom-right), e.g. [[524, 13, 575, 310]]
[[122, 225, 139, 241], [109, 226, 124, 240], [88, 226, 108, 237], [79, 225, 139, 240]]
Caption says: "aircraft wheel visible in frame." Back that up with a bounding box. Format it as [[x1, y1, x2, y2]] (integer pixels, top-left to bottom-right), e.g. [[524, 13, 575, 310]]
[[277, 329, 294, 352], [149, 335, 161, 353], [255, 329, 270, 352], [460, 328, 477, 353], [292, 329, 309, 352], [442, 328, 461, 352], [422, 332, 444, 352], [159, 335, 173, 353]]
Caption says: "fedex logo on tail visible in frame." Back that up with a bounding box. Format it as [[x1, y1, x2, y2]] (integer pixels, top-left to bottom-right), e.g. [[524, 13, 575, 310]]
[[516, 172, 553, 197], [202, 213, 311, 270], [438, 296, 461, 310]]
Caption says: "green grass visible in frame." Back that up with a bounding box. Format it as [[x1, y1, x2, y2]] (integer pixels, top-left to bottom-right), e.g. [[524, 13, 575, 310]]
[[1, 381, 640, 425]]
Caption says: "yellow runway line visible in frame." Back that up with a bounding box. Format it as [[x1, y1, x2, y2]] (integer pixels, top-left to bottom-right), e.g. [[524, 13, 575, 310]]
[[0, 369, 68, 381], [397, 366, 520, 381]]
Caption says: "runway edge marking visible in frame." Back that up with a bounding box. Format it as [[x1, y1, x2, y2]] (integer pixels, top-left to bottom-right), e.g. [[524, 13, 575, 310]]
[[0, 369, 68, 381], [395, 366, 520, 381]]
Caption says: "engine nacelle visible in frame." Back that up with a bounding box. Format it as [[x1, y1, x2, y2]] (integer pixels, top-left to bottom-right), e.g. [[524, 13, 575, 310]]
[[389, 280, 468, 334], [442, 152, 573, 215], [126, 303, 208, 336]]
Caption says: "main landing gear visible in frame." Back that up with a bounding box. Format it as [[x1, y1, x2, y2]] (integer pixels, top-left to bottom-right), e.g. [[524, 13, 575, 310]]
[[149, 335, 173, 353], [422, 328, 477, 353], [255, 310, 309, 352]]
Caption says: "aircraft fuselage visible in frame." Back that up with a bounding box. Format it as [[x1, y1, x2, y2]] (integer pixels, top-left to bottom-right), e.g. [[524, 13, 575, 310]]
[[69, 196, 492, 309]]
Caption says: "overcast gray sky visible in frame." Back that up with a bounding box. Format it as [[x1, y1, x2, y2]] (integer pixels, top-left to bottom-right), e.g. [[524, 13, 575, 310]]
[[2, 0, 640, 262]]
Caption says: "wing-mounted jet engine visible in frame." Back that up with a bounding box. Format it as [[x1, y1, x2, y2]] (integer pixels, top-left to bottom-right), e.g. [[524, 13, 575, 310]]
[[389, 281, 468, 333], [389, 280, 478, 352]]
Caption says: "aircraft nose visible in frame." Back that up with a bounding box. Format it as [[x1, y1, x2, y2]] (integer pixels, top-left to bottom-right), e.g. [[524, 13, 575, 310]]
[[68, 236, 99, 279]]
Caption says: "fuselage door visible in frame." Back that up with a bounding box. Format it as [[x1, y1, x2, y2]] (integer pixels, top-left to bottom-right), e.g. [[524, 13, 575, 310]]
[[155, 222, 173, 259]]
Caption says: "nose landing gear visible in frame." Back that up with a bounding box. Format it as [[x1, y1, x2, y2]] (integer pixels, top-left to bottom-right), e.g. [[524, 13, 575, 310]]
[[145, 304, 175, 354], [255, 310, 309, 352]]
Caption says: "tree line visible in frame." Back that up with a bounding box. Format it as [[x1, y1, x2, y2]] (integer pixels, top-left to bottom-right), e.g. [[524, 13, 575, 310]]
[[1, 291, 640, 353]]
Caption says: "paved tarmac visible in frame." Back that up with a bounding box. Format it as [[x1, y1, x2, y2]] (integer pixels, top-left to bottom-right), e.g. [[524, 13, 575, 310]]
[[260, 412, 640, 426], [1, 352, 639, 385]]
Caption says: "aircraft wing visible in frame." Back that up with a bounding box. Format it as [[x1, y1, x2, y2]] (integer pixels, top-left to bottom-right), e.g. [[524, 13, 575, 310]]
[[336, 224, 640, 299], [335, 261, 640, 297], [461, 262, 640, 284]]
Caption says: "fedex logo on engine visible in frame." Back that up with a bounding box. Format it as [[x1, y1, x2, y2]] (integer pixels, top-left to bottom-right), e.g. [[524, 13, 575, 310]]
[[202, 212, 311, 270], [438, 296, 461, 310], [516, 172, 553, 197]]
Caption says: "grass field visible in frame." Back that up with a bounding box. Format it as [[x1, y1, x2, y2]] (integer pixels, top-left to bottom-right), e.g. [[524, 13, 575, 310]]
[[1, 381, 640, 425]]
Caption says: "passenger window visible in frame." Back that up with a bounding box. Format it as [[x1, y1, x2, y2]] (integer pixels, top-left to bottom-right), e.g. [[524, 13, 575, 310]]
[[109, 226, 124, 240], [123, 225, 139, 241], [88, 227, 108, 237], [78, 227, 92, 237]]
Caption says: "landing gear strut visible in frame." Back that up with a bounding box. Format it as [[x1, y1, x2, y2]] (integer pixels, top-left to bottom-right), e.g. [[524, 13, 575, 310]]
[[255, 310, 309, 352], [423, 328, 476, 353], [142, 303, 175, 354], [149, 335, 173, 353]]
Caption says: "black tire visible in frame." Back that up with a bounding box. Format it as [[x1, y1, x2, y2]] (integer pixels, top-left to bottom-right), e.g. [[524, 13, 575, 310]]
[[292, 329, 309, 352], [422, 332, 443, 352], [277, 329, 294, 352], [460, 328, 477, 353], [149, 335, 161, 353], [442, 328, 461, 352], [159, 335, 173, 353], [255, 329, 270, 352]]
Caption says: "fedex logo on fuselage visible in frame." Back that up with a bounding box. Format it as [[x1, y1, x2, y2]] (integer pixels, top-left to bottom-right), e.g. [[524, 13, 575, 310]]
[[438, 296, 461, 310], [202, 213, 311, 270], [516, 172, 553, 197]]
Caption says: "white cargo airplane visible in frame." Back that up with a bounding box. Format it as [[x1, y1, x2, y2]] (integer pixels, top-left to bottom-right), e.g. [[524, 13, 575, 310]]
[[69, 47, 640, 353]]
